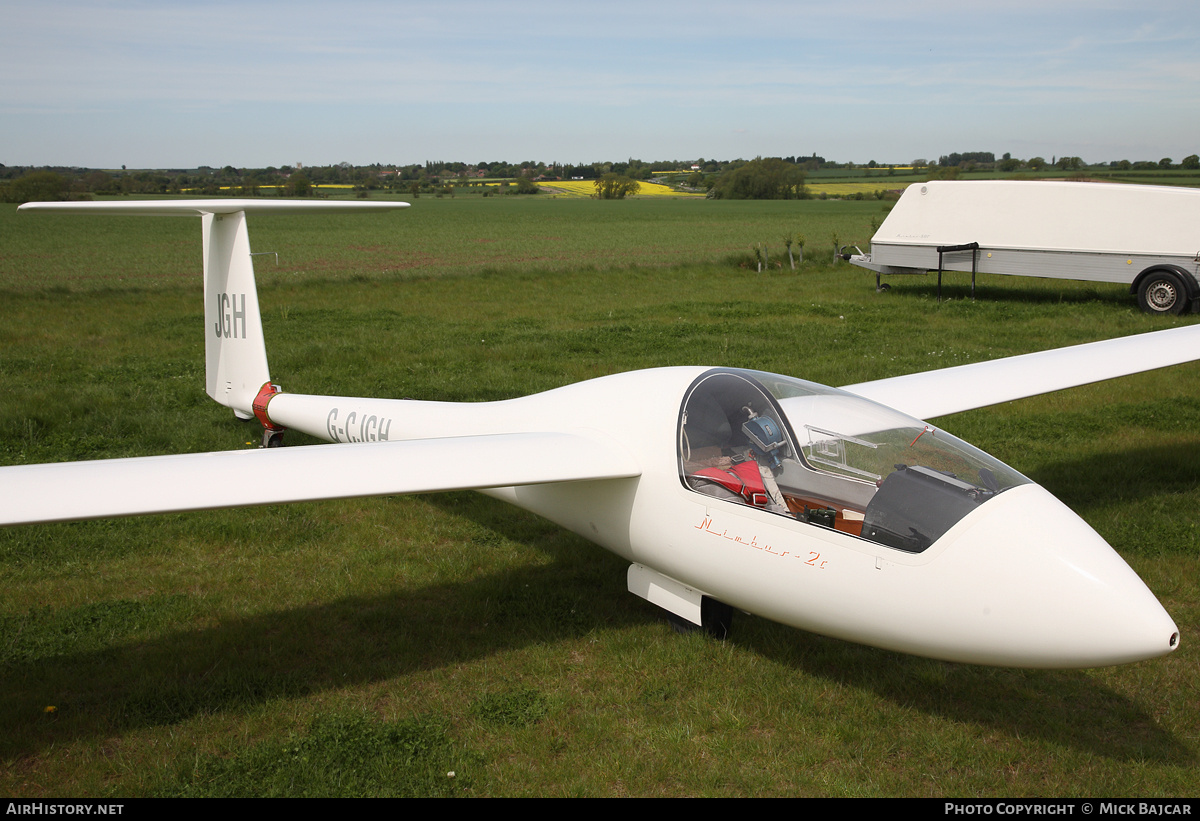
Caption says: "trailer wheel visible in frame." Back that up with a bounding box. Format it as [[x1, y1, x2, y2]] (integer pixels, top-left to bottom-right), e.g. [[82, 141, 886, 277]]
[[1137, 271, 1188, 315]]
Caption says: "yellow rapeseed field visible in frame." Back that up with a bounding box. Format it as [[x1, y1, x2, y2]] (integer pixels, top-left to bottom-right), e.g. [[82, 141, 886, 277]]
[[193, 184, 357, 192], [537, 178, 910, 198], [808, 181, 914, 196], [537, 179, 702, 197]]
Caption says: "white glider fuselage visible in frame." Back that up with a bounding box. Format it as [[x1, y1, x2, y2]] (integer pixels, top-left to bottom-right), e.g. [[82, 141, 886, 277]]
[[262, 367, 1179, 669], [6, 199, 1186, 671]]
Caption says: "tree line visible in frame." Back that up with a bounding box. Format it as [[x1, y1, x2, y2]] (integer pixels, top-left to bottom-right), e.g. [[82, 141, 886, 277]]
[[0, 154, 841, 203], [3, 149, 1198, 204]]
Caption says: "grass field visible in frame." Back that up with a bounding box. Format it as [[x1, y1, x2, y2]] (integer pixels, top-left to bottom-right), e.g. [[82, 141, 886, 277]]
[[1, 198, 1199, 797], [0, 196, 887, 292]]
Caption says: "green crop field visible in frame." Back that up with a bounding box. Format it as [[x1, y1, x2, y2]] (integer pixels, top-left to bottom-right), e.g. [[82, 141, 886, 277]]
[[1, 198, 1198, 797], [0, 196, 889, 292]]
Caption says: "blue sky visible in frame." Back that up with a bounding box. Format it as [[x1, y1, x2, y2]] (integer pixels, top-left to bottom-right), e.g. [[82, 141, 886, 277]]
[[3, 0, 1197, 169]]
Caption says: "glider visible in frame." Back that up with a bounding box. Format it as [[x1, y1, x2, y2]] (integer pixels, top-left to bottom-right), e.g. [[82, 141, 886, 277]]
[[4, 199, 1194, 669]]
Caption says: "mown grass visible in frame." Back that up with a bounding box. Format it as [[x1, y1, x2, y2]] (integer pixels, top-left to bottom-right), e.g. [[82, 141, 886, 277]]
[[1, 199, 1198, 797], [0, 197, 888, 292]]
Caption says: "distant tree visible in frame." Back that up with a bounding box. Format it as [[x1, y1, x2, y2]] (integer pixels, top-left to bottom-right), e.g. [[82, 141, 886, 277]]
[[751, 244, 763, 273], [83, 170, 115, 194], [709, 157, 807, 200], [513, 177, 540, 195], [1027, 157, 1047, 171], [924, 165, 961, 180], [777, 234, 796, 268], [940, 151, 994, 167], [1159, 157, 1173, 169], [594, 173, 640, 199], [1, 170, 68, 203], [624, 159, 651, 180], [1182, 155, 1200, 170], [284, 171, 312, 197]]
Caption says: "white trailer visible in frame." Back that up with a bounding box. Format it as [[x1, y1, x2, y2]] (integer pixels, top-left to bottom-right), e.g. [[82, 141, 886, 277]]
[[847, 180, 1200, 314]]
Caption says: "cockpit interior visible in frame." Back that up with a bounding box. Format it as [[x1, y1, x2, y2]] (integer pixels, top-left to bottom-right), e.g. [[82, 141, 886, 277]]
[[678, 369, 1030, 552]]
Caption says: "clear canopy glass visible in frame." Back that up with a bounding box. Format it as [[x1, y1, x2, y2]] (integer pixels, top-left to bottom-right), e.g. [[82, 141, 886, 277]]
[[679, 369, 1030, 552]]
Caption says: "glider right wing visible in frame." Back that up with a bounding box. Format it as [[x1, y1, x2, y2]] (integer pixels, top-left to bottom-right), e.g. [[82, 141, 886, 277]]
[[840, 323, 1200, 420]]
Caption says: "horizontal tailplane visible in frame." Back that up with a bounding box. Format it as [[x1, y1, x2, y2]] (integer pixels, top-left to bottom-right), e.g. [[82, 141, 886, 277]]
[[19, 199, 409, 417]]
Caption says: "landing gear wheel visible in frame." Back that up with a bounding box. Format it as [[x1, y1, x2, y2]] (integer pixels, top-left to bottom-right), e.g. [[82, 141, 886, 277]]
[[701, 597, 734, 639], [1138, 271, 1188, 315], [667, 597, 734, 640], [262, 429, 285, 448]]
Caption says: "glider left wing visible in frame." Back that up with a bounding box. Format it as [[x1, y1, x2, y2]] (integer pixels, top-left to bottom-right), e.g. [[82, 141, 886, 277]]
[[841, 323, 1200, 420], [0, 431, 640, 527]]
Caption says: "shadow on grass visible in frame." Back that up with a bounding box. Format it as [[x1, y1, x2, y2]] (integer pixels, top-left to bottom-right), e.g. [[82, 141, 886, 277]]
[[1, 493, 1190, 767], [733, 620, 1191, 765], [882, 277, 1133, 308], [1033, 441, 1200, 514], [0, 549, 637, 760]]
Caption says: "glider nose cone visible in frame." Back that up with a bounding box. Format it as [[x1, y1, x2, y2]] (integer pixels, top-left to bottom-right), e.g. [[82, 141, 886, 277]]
[[932, 484, 1178, 668]]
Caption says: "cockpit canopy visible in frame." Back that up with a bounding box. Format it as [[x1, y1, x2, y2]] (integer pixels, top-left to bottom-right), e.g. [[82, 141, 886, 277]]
[[678, 369, 1030, 552]]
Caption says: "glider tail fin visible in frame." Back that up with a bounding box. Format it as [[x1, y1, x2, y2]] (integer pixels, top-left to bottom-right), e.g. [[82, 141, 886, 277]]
[[201, 210, 271, 418], [19, 199, 409, 423]]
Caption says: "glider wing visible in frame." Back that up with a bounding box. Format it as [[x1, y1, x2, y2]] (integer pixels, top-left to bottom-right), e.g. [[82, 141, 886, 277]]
[[841, 324, 1200, 420], [0, 431, 640, 526]]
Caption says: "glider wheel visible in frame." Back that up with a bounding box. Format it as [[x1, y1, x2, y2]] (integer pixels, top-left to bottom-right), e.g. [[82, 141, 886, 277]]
[[667, 597, 733, 640]]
